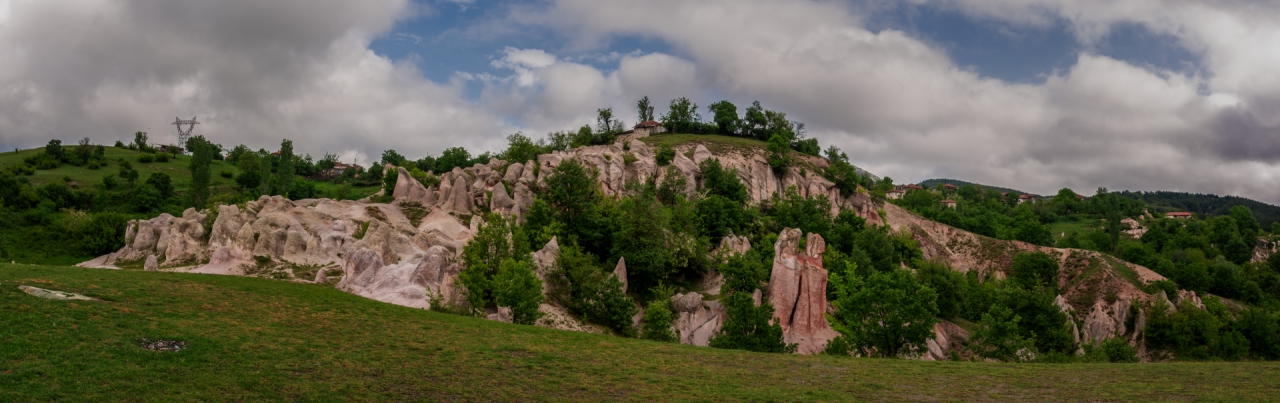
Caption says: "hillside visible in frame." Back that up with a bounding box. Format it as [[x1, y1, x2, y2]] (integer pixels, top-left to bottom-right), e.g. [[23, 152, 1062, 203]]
[[0, 146, 240, 190], [1117, 190, 1280, 228], [5, 263, 1278, 402], [920, 178, 1028, 196]]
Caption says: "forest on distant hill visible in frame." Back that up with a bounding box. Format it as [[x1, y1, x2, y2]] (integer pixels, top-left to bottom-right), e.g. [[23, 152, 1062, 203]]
[[1117, 191, 1280, 228], [920, 178, 1027, 196]]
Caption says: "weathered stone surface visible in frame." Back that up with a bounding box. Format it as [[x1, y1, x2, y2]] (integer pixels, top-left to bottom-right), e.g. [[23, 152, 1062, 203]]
[[614, 257, 628, 294], [490, 182, 515, 214], [314, 269, 328, 284], [672, 292, 703, 313], [767, 229, 839, 354], [487, 306, 514, 323], [337, 246, 466, 310], [1082, 299, 1132, 344], [144, 255, 159, 271], [671, 294, 726, 347], [19, 285, 99, 301], [1173, 290, 1205, 310]]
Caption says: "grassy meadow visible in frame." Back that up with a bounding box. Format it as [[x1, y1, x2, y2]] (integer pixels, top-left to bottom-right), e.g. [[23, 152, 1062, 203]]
[[3, 263, 1278, 402]]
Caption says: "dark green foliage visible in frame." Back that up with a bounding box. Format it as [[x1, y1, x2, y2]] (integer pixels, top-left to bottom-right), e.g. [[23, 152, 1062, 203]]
[[550, 244, 636, 336], [144, 173, 173, 201], [768, 187, 831, 237], [288, 179, 318, 200], [661, 97, 701, 134], [707, 100, 738, 135], [711, 292, 795, 353], [132, 184, 163, 213], [235, 152, 263, 190], [539, 159, 609, 256], [137, 153, 155, 163], [1010, 252, 1059, 290], [656, 166, 686, 205], [460, 215, 531, 313], [654, 145, 675, 166], [610, 192, 671, 294], [493, 259, 545, 325], [258, 152, 274, 195], [1145, 300, 1250, 360], [641, 299, 678, 342], [437, 147, 471, 173], [971, 305, 1036, 362], [380, 149, 407, 167], [186, 135, 213, 208], [719, 251, 769, 295], [698, 158, 747, 203], [276, 139, 295, 197], [830, 268, 938, 358], [382, 166, 398, 194], [695, 194, 746, 243], [636, 96, 654, 122], [766, 134, 790, 174], [44, 139, 65, 162], [500, 133, 543, 164], [822, 146, 868, 197], [915, 260, 968, 319], [1118, 190, 1280, 229], [76, 212, 128, 255], [1235, 308, 1280, 360]]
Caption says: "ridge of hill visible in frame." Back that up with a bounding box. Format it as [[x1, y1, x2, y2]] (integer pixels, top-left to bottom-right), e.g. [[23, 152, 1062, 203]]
[[920, 178, 1028, 196], [5, 263, 1277, 401], [1116, 190, 1280, 228]]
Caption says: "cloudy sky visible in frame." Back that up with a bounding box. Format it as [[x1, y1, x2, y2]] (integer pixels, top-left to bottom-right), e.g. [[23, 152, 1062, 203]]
[[2, 0, 1279, 202]]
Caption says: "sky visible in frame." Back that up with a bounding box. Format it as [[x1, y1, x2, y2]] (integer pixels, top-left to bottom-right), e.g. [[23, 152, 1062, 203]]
[[1, 0, 1279, 202]]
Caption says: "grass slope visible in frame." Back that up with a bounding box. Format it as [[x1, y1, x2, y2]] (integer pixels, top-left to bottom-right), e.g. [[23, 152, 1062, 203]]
[[0, 147, 240, 190], [4, 264, 1278, 402]]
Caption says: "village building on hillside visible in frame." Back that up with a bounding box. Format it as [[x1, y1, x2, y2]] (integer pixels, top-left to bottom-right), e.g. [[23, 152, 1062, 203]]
[[1018, 194, 1036, 204], [886, 189, 905, 200], [1166, 211, 1193, 219], [616, 120, 667, 143], [940, 199, 957, 209], [942, 183, 957, 191], [321, 162, 363, 179]]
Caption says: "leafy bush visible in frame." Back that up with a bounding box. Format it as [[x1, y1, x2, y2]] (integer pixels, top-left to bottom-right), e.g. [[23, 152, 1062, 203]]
[[971, 305, 1036, 362], [137, 153, 155, 163], [655, 145, 675, 166], [830, 268, 938, 358], [144, 173, 173, 201], [610, 193, 671, 295], [460, 214, 531, 313], [719, 251, 769, 295], [492, 259, 545, 325], [219, 171, 233, 178], [288, 179, 318, 200], [1097, 337, 1139, 363], [77, 212, 128, 255], [1010, 251, 1059, 290], [710, 292, 794, 353], [641, 299, 678, 342], [549, 244, 636, 336], [155, 153, 170, 163]]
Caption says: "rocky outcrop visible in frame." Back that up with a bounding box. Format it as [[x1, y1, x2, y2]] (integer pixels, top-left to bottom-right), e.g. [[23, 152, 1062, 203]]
[[144, 255, 158, 271], [1172, 290, 1205, 310], [337, 245, 466, 310], [920, 320, 969, 361], [487, 306, 514, 323], [767, 228, 839, 354], [614, 257, 628, 294], [671, 292, 726, 346]]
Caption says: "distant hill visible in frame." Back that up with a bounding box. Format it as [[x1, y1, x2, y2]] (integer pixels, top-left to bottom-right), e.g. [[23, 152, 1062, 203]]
[[1116, 191, 1280, 228], [919, 178, 1028, 196]]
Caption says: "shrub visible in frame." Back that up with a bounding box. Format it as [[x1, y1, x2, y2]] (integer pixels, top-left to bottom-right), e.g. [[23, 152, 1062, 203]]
[[288, 179, 318, 200], [719, 251, 768, 295], [137, 153, 155, 163], [655, 145, 675, 166], [641, 299, 678, 342], [710, 292, 794, 353], [1010, 251, 1059, 290], [460, 214, 530, 312], [220, 171, 233, 178], [970, 305, 1036, 362], [492, 259, 545, 325], [77, 212, 129, 255], [155, 153, 170, 163], [144, 173, 173, 201], [549, 244, 636, 336], [1098, 337, 1139, 363], [831, 268, 939, 358]]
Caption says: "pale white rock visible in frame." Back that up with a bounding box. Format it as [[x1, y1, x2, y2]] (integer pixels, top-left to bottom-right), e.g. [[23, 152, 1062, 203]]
[[614, 257, 628, 294], [144, 255, 158, 271]]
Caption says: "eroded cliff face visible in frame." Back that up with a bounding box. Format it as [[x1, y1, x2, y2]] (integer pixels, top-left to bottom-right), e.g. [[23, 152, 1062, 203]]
[[79, 136, 1182, 355], [767, 229, 839, 355]]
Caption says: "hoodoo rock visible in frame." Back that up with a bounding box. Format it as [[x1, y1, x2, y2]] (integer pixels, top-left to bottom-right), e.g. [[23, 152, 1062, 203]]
[[144, 254, 158, 271], [671, 292, 726, 346], [614, 257, 628, 293], [767, 228, 839, 354]]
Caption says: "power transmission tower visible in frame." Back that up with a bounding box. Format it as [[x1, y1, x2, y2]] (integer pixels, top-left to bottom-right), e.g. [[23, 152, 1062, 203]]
[[173, 116, 199, 151]]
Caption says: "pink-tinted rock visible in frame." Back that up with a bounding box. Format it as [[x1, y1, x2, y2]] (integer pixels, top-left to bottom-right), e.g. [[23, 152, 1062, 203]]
[[767, 229, 839, 354]]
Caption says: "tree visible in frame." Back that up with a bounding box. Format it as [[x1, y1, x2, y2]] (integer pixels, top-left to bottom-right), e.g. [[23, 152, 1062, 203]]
[[186, 135, 213, 209], [276, 139, 295, 197], [661, 97, 700, 133], [767, 134, 791, 174], [596, 107, 623, 136], [1010, 251, 1059, 290], [460, 214, 529, 312], [698, 158, 748, 203], [259, 152, 274, 195], [708, 100, 739, 136], [382, 166, 399, 194], [611, 192, 671, 294], [44, 139, 65, 163], [916, 260, 968, 319], [492, 258, 545, 325], [133, 131, 149, 151], [1097, 188, 1123, 252], [381, 149, 407, 167], [636, 96, 655, 122], [656, 166, 686, 205], [742, 101, 768, 140], [550, 244, 636, 336], [831, 268, 939, 358], [501, 132, 542, 163], [711, 292, 795, 353], [641, 298, 678, 342], [540, 159, 609, 256], [144, 173, 173, 201], [77, 212, 128, 255], [318, 152, 339, 171], [437, 147, 471, 173], [971, 305, 1036, 362]]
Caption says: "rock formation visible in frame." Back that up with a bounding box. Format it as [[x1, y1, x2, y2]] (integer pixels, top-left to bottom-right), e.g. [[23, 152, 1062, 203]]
[[671, 292, 726, 346], [767, 228, 839, 354], [614, 257, 628, 293], [144, 255, 158, 271]]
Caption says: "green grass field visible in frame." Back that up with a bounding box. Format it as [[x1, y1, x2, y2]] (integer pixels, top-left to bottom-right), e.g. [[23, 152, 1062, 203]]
[[1047, 217, 1100, 240], [4, 264, 1278, 402], [0, 147, 240, 190]]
